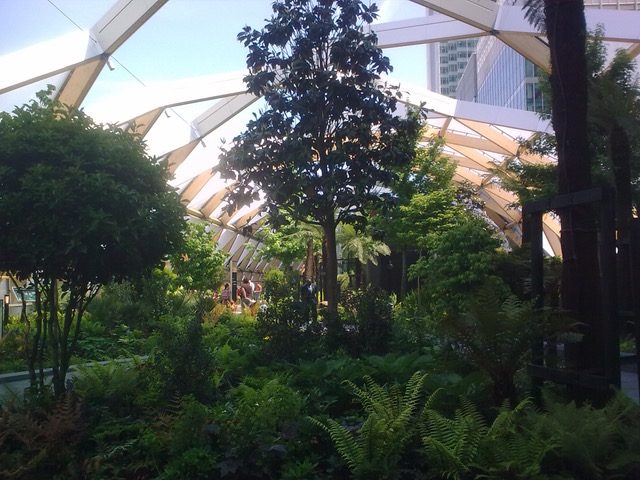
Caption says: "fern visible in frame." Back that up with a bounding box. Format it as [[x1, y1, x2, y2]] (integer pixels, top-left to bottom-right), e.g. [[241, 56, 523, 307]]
[[476, 398, 558, 479], [422, 398, 556, 480], [531, 391, 640, 479], [309, 371, 428, 479], [0, 394, 84, 479], [421, 398, 487, 480], [441, 285, 537, 404]]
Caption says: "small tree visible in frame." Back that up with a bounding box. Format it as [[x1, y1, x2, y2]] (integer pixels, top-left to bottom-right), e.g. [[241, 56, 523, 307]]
[[374, 139, 461, 297], [220, 0, 423, 312], [0, 90, 185, 396], [170, 222, 227, 295]]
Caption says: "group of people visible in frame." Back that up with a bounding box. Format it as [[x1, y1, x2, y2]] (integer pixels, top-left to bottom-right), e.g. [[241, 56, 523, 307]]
[[219, 277, 262, 309], [219, 276, 318, 320]]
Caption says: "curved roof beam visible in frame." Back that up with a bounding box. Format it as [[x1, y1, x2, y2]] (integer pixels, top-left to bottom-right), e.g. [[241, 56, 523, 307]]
[[373, 13, 487, 48], [388, 1, 640, 71], [0, 0, 167, 107], [111, 72, 248, 131]]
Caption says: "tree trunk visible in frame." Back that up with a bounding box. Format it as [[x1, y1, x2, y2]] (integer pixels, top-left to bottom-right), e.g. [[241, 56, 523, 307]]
[[323, 220, 338, 313], [354, 261, 362, 288], [400, 249, 407, 299], [304, 238, 315, 281], [544, 1, 603, 377], [48, 278, 66, 397], [610, 123, 633, 324]]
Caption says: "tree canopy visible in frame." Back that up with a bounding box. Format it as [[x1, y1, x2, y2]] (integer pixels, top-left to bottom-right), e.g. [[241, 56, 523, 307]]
[[170, 222, 227, 294], [0, 89, 185, 285]]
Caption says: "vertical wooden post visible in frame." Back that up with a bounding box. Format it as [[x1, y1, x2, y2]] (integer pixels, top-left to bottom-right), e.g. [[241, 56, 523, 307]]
[[598, 187, 619, 389]]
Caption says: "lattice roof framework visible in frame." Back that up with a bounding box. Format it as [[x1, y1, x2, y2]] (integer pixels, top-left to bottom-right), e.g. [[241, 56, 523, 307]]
[[2, 0, 639, 271]]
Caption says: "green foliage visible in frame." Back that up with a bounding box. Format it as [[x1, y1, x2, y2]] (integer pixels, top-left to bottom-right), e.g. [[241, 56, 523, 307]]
[[256, 296, 319, 361], [74, 361, 143, 416], [397, 188, 463, 251], [339, 285, 394, 355], [531, 391, 640, 479], [142, 316, 215, 403], [476, 404, 556, 480], [422, 398, 556, 480], [88, 268, 189, 332], [263, 268, 297, 301], [0, 88, 185, 285], [492, 159, 558, 207], [292, 352, 442, 419], [379, 139, 463, 255], [338, 223, 391, 266], [0, 394, 85, 479], [256, 219, 321, 272], [160, 396, 217, 479], [391, 288, 435, 348], [412, 214, 503, 318], [422, 398, 487, 479], [170, 222, 226, 294], [310, 372, 427, 480], [215, 376, 306, 477]]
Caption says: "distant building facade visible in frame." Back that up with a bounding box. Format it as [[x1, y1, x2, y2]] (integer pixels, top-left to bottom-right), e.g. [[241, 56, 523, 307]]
[[456, 36, 545, 113], [455, 0, 639, 112]]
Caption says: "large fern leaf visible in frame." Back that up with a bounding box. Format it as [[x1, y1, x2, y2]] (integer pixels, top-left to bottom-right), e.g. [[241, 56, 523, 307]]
[[310, 371, 428, 479]]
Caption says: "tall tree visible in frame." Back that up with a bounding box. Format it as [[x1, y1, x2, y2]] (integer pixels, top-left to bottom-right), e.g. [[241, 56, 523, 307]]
[[587, 29, 640, 317], [524, 1, 603, 375], [0, 89, 185, 396], [219, 0, 423, 312]]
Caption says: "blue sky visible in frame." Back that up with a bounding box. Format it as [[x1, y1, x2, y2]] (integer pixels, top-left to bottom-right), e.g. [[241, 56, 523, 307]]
[[1, 0, 429, 166], [1, 0, 428, 106]]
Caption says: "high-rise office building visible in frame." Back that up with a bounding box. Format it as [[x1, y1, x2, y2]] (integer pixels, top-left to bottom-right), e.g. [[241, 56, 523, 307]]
[[456, 0, 639, 111], [436, 38, 479, 97], [456, 36, 545, 113]]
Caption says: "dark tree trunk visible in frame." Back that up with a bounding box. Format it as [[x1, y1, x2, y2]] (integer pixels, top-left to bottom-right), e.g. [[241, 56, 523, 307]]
[[323, 220, 338, 313], [400, 249, 407, 299], [544, 1, 603, 375], [610, 123, 633, 321], [354, 261, 362, 288]]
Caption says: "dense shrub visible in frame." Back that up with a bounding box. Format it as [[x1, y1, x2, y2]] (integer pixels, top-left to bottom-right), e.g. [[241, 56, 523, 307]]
[[142, 316, 215, 404], [256, 296, 320, 361], [329, 286, 394, 355], [262, 268, 297, 301]]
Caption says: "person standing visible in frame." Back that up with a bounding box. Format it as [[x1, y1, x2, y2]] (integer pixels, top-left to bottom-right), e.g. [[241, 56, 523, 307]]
[[220, 283, 233, 307], [241, 277, 254, 307], [300, 278, 318, 321]]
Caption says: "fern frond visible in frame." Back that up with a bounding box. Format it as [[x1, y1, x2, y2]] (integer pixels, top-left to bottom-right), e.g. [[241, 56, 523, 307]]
[[308, 416, 362, 473], [422, 399, 487, 478], [312, 373, 428, 478]]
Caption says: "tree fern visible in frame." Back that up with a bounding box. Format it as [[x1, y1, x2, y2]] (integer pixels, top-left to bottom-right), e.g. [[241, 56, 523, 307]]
[[442, 284, 538, 404], [309, 371, 428, 479]]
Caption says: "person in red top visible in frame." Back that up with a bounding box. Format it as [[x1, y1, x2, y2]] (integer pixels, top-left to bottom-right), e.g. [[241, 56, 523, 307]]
[[240, 277, 254, 307]]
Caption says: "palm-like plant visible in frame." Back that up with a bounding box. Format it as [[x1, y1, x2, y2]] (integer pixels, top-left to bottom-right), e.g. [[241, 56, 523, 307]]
[[337, 223, 390, 288], [441, 285, 538, 405]]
